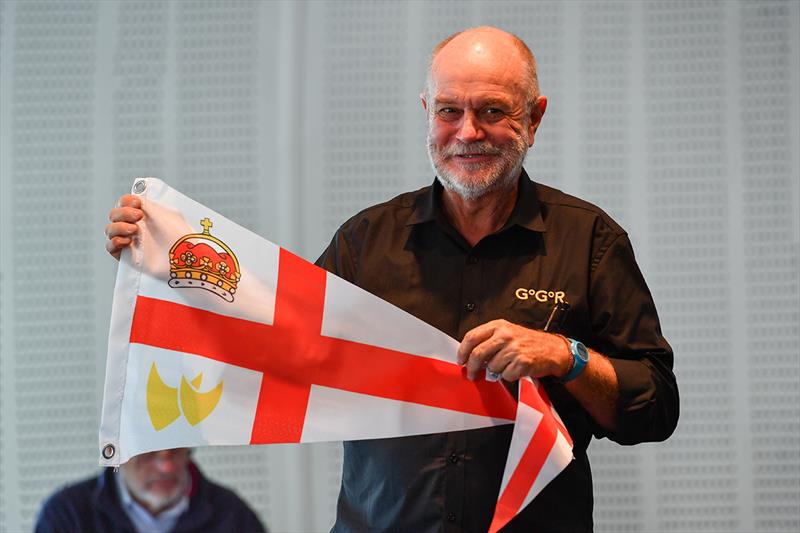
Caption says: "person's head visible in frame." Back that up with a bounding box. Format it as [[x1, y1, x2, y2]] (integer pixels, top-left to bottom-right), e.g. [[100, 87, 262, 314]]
[[421, 26, 547, 201], [121, 447, 190, 516]]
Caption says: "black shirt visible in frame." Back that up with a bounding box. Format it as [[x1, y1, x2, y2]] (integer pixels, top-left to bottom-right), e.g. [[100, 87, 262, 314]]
[[316, 171, 679, 533]]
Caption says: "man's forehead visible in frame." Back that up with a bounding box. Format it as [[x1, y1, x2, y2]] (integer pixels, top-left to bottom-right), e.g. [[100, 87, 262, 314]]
[[431, 91, 516, 107], [431, 46, 526, 96], [429, 64, 527, 106]]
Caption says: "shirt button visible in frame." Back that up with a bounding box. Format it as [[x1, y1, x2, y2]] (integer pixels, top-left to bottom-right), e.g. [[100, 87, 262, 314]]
[[449, 453, 459, 464], [447, 512, 456, 522], [464, 302, 476, 312]]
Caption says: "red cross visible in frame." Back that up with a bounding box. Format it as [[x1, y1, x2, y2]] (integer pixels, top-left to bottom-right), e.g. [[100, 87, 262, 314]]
[[488, 378, 572, 533], [130, 248, 517, 444]]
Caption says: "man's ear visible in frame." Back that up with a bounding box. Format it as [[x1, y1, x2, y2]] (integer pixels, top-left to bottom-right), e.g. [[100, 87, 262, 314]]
[[527, 95, 548, 146]]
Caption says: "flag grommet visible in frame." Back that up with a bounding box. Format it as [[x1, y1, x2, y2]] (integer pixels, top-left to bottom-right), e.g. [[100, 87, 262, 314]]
[[102, 444, 115, 460], [133, 179, 147, 194]]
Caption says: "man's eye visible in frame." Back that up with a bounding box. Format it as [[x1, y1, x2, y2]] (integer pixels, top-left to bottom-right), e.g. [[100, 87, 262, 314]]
[[438, 107, 461, 119], [482, 108, 505, 121]]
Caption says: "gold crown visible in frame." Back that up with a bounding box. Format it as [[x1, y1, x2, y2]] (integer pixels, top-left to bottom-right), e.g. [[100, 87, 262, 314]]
[[168, 218, 241, 302]]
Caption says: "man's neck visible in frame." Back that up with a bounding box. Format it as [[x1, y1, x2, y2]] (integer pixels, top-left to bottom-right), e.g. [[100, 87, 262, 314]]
[[441, 181, 518, 248]]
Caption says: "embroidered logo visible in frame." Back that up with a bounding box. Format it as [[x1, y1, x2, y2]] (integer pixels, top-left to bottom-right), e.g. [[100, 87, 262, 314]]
[[515, 288, 566, 304]]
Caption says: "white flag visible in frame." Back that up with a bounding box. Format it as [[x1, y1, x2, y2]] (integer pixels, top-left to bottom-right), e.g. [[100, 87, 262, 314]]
[[99, 177, 573, 529]]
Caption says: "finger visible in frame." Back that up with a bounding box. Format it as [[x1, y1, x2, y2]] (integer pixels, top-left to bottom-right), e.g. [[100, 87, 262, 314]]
[[457, 323, 496, 365], [501, 359, 529, 382], [105, 221, 139, 240], [116, 194, 142, 209], [465, 336, 505, 380], [485, 349, 511, 375], [105, 236, 132, 260], [108, 205, 144, 224]]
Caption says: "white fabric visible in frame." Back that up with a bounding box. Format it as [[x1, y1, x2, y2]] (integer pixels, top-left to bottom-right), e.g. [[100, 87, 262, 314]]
[[99, 177, 573, 527], [301, 384, 513, 442]]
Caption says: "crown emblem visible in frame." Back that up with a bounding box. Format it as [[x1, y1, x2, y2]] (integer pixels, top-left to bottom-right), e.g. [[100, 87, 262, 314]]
[[168, 218, 241, 302]]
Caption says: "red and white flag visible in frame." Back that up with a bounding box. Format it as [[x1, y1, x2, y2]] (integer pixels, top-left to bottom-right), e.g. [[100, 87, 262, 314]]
[[99, 177, 573, 529]]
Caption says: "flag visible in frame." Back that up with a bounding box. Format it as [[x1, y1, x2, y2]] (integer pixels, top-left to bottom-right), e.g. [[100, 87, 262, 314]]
[[99, 177, 573, 529]]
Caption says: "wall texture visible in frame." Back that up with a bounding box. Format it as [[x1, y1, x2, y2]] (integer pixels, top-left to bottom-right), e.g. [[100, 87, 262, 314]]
[[0, 1, 798, 532]]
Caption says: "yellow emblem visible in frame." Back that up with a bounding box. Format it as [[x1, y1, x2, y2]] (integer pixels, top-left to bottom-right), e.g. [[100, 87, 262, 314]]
[[146, 362, 224, 431], [168, 218, 241, 302]]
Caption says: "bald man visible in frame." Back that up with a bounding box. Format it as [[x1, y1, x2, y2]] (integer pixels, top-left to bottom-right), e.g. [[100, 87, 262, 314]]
[[315, 27, 678, 532], [106, 26, 678, 533]]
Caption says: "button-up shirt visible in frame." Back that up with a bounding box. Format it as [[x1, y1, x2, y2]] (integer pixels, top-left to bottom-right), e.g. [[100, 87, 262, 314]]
[[317, 171, 679, 532]]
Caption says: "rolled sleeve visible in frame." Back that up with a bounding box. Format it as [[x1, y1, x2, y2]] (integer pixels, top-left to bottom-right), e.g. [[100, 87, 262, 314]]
[[589, 234, 679, 444]]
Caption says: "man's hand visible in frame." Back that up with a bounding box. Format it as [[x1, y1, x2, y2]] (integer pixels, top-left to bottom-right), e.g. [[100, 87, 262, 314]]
[[456, 319, 571, 381], [105, 194, 143, 261]]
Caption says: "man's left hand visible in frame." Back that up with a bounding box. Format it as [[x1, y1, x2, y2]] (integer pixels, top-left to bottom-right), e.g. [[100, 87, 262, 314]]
[[456, 319, 571, 381]]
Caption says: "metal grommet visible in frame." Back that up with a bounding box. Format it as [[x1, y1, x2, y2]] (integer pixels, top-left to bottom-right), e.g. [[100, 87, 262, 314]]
[[133, 179, 147, 194], [102, 444, 116, 460]]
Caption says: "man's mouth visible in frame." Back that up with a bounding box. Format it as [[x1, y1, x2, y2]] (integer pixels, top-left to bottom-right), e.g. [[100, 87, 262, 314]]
[[452, 153, 497, 162], [147, 476, 180, 492]]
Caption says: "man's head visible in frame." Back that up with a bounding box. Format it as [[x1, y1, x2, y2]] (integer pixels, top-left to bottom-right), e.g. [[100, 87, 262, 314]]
[[121, 448, 190, 516], [421, 27, 547, 201]]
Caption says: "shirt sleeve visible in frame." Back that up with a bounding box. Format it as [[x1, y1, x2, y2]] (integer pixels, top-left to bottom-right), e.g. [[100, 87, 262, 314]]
[[588, 233, 679, 445], [34, 492, 83, 533], [315, 226, 358, 282]]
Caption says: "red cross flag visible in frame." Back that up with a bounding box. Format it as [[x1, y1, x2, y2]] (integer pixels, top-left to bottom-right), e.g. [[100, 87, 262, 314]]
[[99, 177, 573, 530]]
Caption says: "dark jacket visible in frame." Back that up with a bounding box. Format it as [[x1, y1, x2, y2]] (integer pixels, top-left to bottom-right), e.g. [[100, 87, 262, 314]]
[[35, 461, 266, 533]]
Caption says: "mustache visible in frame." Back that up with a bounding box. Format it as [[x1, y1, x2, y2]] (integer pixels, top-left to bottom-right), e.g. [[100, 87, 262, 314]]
[[144, 474, 181, 485], [439, 142, 503, 157]]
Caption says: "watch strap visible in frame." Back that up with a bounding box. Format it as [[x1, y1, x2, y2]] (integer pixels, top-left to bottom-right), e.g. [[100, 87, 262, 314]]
[[561, 337, 589, 383]]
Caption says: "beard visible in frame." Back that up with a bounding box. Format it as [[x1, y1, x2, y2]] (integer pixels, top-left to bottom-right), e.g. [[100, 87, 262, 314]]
[[125, 469, 188, 515], [427, 128, 529, 201]]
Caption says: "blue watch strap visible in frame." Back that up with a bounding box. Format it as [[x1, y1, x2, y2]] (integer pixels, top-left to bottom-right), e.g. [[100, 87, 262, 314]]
[[562, 338, 589, 382]]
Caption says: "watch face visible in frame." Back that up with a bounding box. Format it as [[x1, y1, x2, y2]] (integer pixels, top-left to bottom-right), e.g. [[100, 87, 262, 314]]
[[575, 342, 589, 361]]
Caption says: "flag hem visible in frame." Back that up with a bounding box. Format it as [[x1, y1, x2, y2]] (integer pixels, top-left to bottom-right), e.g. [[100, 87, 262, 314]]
[[98, 178, 153, 466]]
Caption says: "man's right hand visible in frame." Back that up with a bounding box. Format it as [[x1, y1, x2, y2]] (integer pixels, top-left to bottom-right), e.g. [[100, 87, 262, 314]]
[[105, 194, 143, 261]]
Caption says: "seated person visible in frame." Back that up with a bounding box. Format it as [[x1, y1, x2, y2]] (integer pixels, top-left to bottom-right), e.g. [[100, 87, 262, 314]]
[[35, 447, 266, 533]]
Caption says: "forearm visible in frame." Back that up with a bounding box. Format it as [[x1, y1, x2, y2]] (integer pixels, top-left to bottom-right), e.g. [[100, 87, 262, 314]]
[[560, 347, 619, 433]]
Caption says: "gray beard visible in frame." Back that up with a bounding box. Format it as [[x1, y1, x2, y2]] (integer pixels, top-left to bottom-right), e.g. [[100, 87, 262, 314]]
[[125, 472, 188, 515], [427, 134, 528, 202]]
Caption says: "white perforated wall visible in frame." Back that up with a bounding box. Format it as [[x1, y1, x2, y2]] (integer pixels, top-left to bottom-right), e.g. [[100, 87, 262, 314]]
[[1, 2, 798, 532]]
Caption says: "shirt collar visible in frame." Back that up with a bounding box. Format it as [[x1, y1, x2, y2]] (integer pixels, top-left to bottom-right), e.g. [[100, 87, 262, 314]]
[[408, 169, 546, 233]]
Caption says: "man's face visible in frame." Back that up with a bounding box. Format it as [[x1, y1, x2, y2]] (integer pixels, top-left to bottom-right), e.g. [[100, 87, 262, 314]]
[[423, 33, 544, 201], [121, 448, 190, 515]]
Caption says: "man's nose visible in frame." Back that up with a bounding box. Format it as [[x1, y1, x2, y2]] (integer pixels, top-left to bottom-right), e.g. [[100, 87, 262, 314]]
[[456, 111, 485, 143], [152, 451, 181, 472]]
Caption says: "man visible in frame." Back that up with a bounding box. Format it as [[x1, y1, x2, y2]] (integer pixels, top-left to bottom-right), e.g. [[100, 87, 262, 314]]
[[35, 448, 266, 533], [106, 26, 678, 532]]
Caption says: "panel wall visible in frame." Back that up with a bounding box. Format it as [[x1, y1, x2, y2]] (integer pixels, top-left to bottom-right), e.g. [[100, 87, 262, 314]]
[[576, 4, 643, 530], [1, 1, 798, 532], [644, 3, 740, 531], [740, 2, 800, 531], [6, 3, 99, 530]]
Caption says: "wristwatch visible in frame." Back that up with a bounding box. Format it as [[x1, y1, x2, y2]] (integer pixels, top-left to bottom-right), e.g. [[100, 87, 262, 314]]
[[561, 337, 589, 382]]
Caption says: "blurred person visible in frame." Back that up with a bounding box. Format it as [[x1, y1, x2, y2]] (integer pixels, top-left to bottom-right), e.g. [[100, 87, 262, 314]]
[[35, 447, 266, 533]]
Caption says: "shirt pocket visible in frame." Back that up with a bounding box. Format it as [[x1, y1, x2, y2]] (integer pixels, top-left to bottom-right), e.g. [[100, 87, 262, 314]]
[[502, 298, 558, 331]]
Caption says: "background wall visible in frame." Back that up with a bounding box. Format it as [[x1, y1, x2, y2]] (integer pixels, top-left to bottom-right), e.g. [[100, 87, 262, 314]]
[[1, 1, 798, 532]]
